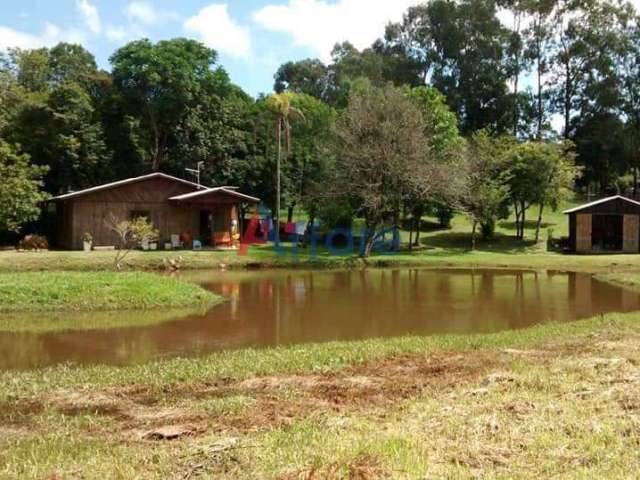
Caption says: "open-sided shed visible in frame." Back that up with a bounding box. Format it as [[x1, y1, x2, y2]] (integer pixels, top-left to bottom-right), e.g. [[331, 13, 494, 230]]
[[564, 195, 640, 253]]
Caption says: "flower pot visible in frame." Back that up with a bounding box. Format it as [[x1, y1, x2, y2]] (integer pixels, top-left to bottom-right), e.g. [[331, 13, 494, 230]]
[[141, 239, 149, 251], [83, 241, 92, 252], [149, 242, 158, 251]]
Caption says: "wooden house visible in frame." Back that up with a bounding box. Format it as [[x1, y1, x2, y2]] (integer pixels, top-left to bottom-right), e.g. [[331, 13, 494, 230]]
[[50, 173, 259, 250], [564, 195, 640, 253]]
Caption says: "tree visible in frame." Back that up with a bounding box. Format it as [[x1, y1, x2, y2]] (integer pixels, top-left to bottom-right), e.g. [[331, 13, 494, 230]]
[[0, 141, 49, 233], [524, 0, 556, 139], [274, 59, 330, 100], [550, 0, 630, 138], [384, 0, 513, 133], [405, 86, 465, 247], [572, 111, 628, 193], [530, 140, 579, 241], [461, 130, 511, 248], [279, 94, 336, 224], [502, 140, 578, 240], [265, 92, 305, 244], [333, 84, 440, 257], [110, 38, 220, 171], [10, 81, 111, 194]]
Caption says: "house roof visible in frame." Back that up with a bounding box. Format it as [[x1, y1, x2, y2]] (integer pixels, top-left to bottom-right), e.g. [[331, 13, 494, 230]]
[[169, 187, 260, 203], [563, 195, 640, 214], [50, 172, 205, 201]]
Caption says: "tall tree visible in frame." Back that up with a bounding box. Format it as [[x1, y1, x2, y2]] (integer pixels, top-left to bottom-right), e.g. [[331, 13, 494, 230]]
[[274, 59, 330, 100], [384, 0, 512, 133], [333, 84, 448, 257], [0, 140, 49, 233], [110, 38, 220, 171], [524, 0, 556, 139], [461, 130, 511, 249], [405, 86, 465, 246], [265, 92, 305, 244]]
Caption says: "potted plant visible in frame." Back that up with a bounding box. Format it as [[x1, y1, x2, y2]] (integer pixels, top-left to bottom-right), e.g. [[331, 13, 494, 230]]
[[82, 232, 93, 252]]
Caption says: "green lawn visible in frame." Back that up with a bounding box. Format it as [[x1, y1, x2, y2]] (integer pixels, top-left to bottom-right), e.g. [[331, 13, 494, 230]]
[[5, 199, 623, 274], [0, 271, 219, 312]]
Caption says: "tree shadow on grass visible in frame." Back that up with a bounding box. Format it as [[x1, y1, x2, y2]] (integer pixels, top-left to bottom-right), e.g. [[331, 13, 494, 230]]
[[400, 218, 450, 233], [497, 220, 555, 232], [420, 231, 538, 253]]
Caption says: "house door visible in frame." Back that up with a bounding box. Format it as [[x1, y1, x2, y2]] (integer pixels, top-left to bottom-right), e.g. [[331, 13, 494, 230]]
[[199, 210, 213, 245]]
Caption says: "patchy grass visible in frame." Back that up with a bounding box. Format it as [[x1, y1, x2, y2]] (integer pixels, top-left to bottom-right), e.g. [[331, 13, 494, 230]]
[[1, 312, 640, 478], [0, 272, 219, 312], [0, 308, 206, 333], [595, 272, 640, 291]]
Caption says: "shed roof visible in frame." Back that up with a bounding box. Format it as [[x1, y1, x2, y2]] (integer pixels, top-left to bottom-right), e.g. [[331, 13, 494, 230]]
[[169, 187, 260, 203], [563, 195, 640, 214], [50, 172, 205, 201]]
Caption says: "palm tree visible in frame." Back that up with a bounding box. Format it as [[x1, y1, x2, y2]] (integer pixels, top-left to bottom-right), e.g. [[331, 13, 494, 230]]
[[266, 93, 305, 245]]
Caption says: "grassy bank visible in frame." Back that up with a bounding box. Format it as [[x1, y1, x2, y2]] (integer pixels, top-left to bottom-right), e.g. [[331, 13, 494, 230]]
[[0, 271, 219, 312], [0, 199, 597, 274], [0, 309, 204, 333], [1, 312, 640, 478], [5, 247, 640, 274]]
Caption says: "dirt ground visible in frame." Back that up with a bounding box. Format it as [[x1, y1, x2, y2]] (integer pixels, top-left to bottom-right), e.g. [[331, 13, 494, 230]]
[[2, 324, 640, 478]]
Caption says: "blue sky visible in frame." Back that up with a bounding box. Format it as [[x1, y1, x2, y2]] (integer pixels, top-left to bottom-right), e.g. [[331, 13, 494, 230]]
[[0, 0, 420, 97]]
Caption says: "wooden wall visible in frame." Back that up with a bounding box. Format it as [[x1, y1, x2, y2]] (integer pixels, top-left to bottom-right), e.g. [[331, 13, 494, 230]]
[[623, 215, 640, 253], [57, 177, 241, 249], [576, 214, 592, 253]]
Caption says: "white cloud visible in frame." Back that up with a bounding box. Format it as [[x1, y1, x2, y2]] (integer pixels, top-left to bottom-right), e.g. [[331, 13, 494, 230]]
[[124, 1, 178, 26], [76, 0, 101, 34], [0, 23, 86, 50], [184, 4, 251, 58], [253, 0, 419, 62], [105, 25, 128, 42]]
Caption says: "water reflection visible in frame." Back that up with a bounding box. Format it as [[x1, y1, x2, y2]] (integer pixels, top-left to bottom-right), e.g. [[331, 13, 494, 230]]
[[0, 269, 638, 370]]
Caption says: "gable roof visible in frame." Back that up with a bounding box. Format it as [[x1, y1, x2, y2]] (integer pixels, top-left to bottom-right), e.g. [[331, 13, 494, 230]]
[[169, 187, 260, 203], [563, 195, 640, 214], [50, 172, 205, 201]]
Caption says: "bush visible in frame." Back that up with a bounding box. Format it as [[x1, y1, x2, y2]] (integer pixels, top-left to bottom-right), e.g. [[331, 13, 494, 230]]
[[480, 219, 495, 240]]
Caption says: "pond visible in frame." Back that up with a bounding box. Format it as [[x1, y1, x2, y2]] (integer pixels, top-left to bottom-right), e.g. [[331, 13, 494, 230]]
[[1, 268, 639, 370]]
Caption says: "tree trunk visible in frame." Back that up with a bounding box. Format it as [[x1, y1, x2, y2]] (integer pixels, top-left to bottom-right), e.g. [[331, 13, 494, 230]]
[[471, 220, 478, 250], [414, 218, 421, 247], [535, 203, 545, 242], [514, 202, 521, 239], [409, 217, 414, 251], [564, 61, 571, 139], [362, 230, 376, 258], [275, 118, 282, 246], [287, 203, 295, 223], [520, 201, 527, 240], [535, 16, 543, 140], [512, 12, 521, 137]]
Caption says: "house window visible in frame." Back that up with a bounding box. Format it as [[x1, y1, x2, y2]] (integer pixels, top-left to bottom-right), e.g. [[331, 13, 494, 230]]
[[129, 210, 151, 221]]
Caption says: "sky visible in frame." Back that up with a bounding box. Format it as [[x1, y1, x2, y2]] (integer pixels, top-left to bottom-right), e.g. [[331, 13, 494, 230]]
[[0, 0, 423, 97]]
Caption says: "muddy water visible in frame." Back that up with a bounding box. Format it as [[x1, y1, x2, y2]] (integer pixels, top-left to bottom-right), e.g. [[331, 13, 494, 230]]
[[1, 269, 639, 370]]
